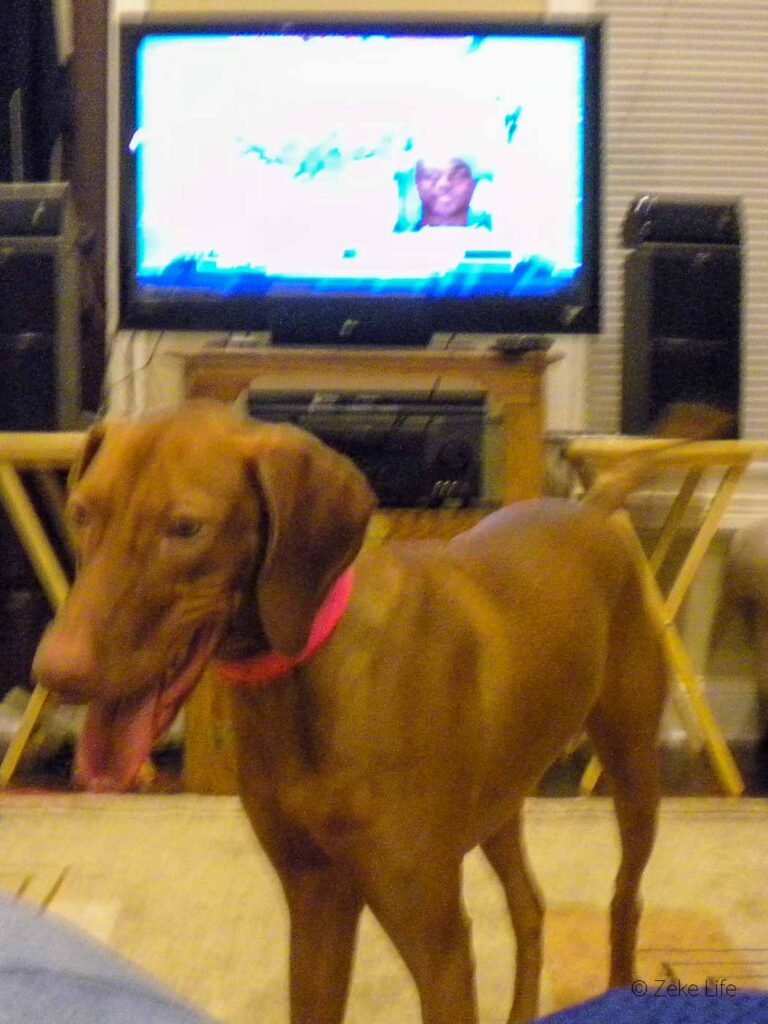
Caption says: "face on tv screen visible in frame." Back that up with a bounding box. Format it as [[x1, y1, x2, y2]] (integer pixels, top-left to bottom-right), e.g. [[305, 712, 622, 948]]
[[127, 29, 591, 307]]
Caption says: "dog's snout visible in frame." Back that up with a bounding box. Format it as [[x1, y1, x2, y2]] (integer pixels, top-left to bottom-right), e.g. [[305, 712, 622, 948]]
[[32, 625, 99, 701]]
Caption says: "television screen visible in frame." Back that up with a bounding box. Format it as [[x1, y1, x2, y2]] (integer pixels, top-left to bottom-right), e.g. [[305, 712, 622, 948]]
[[119, 17, 602, 344]]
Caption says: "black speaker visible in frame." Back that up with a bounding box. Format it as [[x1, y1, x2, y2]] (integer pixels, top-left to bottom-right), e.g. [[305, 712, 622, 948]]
[[0, 588, 51, 699], [621, 242, 741, 435], [0, 182, 80, 430], [0, 246, 58, 593], [0, 191, 67, 236], [622, 194, 741, 247]]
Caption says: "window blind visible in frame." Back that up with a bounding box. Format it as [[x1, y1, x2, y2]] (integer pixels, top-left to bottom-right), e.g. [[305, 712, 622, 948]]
[[590, 0, 768, 437]]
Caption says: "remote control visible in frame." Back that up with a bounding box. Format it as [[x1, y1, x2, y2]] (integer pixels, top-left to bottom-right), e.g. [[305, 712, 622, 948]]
[[492, 335, 554, 354]]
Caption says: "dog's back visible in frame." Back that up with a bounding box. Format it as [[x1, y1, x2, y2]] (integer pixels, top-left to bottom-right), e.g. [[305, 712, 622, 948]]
[[322, 498, 664, 822]]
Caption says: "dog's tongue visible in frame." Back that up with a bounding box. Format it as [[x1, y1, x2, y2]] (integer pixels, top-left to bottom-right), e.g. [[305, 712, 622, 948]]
[[73, 628, 222, 792], [75, 689, 161, 792]]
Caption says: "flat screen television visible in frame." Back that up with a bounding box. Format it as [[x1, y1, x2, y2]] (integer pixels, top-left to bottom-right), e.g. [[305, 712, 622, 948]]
[[118, 15, 602, 346]]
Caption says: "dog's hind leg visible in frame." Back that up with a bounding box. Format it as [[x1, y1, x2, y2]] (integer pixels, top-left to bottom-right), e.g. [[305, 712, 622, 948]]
[[482, 812, 544, 1024], [585, 588, 666, 989], [585, 711, 661, 989]]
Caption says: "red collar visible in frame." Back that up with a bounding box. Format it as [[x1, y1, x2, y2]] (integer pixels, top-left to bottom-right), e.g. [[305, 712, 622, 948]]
[[213, 567, 355, 687]]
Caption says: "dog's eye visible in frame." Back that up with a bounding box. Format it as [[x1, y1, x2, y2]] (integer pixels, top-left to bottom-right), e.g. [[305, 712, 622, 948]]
[[166, 516, 204, 540], [68, 503, 90, 529]]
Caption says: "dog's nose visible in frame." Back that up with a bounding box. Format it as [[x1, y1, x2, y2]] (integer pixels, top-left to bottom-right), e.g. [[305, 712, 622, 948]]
[[32, 626, 99, 701]]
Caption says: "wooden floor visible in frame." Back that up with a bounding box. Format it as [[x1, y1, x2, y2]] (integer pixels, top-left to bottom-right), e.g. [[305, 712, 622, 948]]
[[9, 739, 768, 797]]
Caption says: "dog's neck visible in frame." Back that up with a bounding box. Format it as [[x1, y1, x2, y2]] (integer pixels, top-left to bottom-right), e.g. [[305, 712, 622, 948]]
[[213, 568, 355, 686]]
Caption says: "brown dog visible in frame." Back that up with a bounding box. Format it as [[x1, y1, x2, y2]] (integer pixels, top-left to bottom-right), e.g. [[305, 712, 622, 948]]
[[32, 400, 667, 1024]]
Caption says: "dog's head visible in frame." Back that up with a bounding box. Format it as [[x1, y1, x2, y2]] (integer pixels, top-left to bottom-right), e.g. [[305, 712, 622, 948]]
[[32, 400, 376, 791]]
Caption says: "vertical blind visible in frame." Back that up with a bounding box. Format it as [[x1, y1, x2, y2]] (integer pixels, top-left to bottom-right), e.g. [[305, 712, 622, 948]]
[[590, 0, 768, 437]]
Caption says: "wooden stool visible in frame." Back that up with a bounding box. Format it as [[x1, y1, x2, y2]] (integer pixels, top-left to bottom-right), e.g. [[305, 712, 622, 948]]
[[566, 437, 768, 797]]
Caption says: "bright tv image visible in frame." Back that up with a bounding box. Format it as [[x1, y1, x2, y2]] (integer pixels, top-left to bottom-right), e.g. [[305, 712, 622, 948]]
[[119, 20, 602, 339]]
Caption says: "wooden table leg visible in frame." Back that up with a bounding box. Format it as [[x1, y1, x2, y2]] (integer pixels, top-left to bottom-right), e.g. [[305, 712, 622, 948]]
[[648, 468, 703, 574], [0, 686, 51, 788], [0, 464, 70, 788], [0, 465, 69, 608], [581, 504, 744, 796], [664, 465, 746, 620]]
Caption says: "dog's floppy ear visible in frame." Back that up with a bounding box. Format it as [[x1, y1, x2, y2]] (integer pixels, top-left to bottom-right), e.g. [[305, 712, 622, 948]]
[[68, 421, 110, 489], [68, 419, 133, 492], [243, 424, 376, 656]]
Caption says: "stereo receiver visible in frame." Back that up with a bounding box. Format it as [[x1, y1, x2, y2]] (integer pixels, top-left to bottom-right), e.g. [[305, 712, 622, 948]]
[[245, 387, 487, 509]]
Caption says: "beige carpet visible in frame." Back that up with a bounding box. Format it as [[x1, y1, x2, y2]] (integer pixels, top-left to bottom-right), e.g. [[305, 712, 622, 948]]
[[1, 795, 768, 1022]]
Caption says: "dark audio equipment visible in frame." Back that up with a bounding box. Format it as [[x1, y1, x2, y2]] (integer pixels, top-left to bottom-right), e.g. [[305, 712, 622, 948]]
[[0, 182, 80, 430], [0, 190, 67, 236], [622, 195, 741, 247], [246, 388, 486, 508], [0, 331, 56, 430], [0, 185, 82, 689], [621, 242, 741, 435], [0, 588, 50, 699]]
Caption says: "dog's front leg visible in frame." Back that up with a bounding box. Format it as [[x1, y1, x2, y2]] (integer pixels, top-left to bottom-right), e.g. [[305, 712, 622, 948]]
[[280, 863, 364, 1024]]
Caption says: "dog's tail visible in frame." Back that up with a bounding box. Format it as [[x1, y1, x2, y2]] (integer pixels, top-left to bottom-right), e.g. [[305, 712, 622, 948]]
[[580, 402, 735, 515], [580, 447, 683, 514]]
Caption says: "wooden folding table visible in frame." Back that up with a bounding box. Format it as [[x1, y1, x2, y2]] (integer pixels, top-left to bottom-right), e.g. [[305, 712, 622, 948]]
[[566, 437, 768, 797], [3, 430, 765, 797], [0, 432, 84, 786]]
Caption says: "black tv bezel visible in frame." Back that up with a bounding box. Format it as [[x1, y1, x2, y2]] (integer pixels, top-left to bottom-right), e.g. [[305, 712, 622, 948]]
[[118, 15, 603, 343]]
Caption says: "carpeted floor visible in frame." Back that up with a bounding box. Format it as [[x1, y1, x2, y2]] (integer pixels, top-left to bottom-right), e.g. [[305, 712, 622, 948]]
[[1, 795, 768, 1022]]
